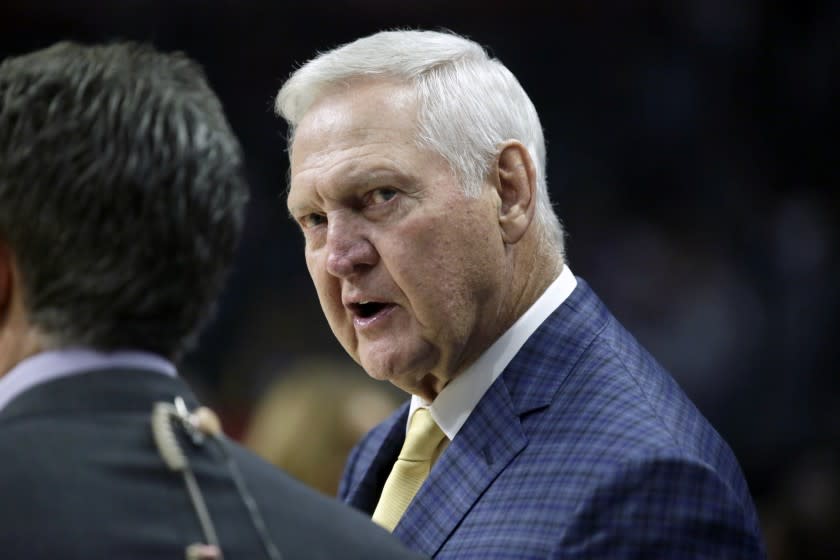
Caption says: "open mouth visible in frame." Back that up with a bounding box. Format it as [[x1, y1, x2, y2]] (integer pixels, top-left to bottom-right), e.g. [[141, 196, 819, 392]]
[[350, 301, 389, 319]]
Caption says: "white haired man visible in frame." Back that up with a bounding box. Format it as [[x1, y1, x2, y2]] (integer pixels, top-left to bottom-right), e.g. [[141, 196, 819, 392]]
[[276, 30, 766, 559]]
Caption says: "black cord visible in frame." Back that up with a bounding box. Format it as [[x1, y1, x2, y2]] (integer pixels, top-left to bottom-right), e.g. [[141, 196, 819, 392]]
[[152, 402, 224, 558], [151, 398, 283, 560], [208, 435, 284, 560]]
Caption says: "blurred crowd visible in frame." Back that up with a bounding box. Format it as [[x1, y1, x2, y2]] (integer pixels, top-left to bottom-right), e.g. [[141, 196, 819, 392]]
[[1, 1, 836, 558]]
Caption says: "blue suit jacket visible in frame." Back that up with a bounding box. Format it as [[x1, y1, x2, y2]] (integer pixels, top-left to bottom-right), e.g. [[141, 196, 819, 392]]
[[340, 278, 765, 558]]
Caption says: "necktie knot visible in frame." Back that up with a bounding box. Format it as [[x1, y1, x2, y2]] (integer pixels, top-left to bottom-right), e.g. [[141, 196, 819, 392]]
[[399, 408, 446, 461], [371, 407, 447, 531]]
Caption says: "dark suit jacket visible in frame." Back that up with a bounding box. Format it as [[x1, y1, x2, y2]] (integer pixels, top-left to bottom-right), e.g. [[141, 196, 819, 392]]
[[340, 278, 766, 558], [0, 367, 425, 559]]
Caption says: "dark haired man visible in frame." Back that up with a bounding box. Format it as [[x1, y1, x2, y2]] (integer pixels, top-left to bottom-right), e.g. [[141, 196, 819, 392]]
[[0, 41, 423, 560]]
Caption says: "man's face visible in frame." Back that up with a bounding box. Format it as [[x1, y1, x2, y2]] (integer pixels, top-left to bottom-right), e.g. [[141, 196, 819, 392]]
[[287, 80, 510, 399]]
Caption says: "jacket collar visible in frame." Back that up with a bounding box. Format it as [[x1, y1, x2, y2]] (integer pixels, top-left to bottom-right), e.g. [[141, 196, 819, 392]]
[[0, 367, 199, 424]]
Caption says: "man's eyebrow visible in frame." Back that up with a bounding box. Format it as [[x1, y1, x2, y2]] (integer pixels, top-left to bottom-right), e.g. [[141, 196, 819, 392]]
[[286, 201, 310, 217], [342, 166, 407, 186], [285, 166, 412, 215]]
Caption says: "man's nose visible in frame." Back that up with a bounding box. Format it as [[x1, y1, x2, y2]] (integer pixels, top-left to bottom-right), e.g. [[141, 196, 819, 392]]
[[325, 214, 377, 278]]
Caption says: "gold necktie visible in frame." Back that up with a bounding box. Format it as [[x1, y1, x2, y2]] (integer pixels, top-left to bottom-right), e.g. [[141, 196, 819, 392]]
[[371, 408, 447, 531]]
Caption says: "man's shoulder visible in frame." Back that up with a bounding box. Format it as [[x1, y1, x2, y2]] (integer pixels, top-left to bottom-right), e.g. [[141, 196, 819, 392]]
[[445, 308, 764, 556], [0, 402, 423, 559], [524, 310, 732, 464], [504, 284, 748, 491], [225, 440, 425, 559]]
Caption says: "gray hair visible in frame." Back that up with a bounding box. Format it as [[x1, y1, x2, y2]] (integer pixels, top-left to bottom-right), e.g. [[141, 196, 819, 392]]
[[275, 30, 564, 254]]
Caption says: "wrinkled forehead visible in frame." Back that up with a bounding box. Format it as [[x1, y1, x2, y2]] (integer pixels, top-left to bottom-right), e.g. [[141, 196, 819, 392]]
[[289, 80, 425, 182], [290, 78, 419, 155], [286, 82, 454, 214]]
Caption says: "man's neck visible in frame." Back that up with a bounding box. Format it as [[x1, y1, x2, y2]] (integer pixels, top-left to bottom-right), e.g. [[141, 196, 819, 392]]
[[411, 255, 565, 403], [0, 326, 47, 380], [501, 250, 564, 350]]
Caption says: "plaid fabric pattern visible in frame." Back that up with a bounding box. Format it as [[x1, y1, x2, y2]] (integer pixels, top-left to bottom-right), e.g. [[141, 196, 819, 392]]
[[340, 278, 766, 559]]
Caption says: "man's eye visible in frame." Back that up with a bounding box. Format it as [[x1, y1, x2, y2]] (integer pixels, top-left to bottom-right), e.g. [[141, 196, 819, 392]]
[[370, 188, 397, 205], [300, 213, 326, 228]]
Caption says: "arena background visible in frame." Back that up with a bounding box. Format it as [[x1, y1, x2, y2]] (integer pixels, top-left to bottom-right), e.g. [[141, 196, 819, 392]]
[[2, 1, 837, 557]]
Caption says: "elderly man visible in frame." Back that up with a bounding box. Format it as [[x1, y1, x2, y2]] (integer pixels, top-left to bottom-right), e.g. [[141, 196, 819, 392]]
[[0, 41, 424, 560], [276, 30, 765, 558]]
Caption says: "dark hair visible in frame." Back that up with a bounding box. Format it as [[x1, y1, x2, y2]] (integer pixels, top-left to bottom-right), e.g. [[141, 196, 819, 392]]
[[0, 41, 249, 360]]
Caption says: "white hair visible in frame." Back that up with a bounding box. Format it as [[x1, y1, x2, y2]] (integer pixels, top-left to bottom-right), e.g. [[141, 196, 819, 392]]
[[276, 29, 564, 254]]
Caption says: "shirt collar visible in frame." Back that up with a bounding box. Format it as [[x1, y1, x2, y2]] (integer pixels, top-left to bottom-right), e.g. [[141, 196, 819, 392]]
[[409, 264, 578, 439], [0, 347, 176, 413]]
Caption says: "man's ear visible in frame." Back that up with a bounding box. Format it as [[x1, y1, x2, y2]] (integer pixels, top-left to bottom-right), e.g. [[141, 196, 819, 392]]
[[494, 140, 537, 244]]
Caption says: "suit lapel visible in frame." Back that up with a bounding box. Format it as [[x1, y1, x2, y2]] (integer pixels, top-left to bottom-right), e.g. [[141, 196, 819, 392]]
[[390, 279, 610, 556], [393, 375, 527, 557], [345, 403, 409, 514]]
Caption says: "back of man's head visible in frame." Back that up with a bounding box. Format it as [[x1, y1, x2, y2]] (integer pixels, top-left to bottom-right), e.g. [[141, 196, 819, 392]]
[[0, 42, 248, 360]]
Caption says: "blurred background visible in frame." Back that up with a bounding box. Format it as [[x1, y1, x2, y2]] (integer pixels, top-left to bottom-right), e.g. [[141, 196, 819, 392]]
[[2, 1, 837, 557]]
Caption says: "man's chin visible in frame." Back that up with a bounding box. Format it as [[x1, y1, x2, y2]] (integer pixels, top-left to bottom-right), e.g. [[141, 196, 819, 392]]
[[357, 343, 440, 396], [360, 360, 405, 385], [370, 368, 442, 401], [359, 359, 416, 394]]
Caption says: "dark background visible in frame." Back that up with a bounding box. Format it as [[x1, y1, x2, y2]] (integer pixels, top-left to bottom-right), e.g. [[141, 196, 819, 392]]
[[2, 1, 837, 556]]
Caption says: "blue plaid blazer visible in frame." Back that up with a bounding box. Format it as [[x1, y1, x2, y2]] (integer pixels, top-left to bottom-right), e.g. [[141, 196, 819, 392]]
[[340, 278, 766, 558]]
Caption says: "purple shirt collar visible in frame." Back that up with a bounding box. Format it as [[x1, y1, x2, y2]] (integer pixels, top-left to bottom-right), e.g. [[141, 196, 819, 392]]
[[0, 348, 176, 413]]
